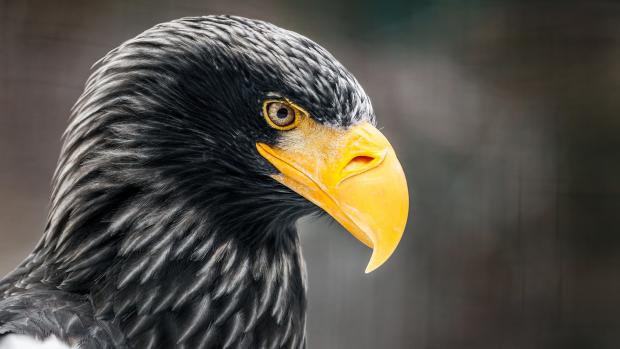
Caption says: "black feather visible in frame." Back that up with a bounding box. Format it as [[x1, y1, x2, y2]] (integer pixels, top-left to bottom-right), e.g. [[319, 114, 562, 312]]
[[0, 15, 372, 348]]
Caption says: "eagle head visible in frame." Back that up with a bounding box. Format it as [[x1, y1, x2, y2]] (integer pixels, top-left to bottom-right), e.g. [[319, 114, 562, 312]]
[[53, 15, 409, 273]]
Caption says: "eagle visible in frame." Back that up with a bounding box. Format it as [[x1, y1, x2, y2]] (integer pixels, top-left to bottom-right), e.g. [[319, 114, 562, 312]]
[[0, 15, 409, 349]]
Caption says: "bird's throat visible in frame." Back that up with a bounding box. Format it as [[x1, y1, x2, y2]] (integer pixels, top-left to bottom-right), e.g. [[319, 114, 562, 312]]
[[97, 222, 308, 348]]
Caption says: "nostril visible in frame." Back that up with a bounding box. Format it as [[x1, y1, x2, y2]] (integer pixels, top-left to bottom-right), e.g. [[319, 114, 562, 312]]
[[343, 155, 376, 173]]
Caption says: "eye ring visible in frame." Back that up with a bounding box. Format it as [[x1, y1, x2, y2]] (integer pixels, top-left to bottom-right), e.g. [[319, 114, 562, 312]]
[[262, 99, 305, 130]]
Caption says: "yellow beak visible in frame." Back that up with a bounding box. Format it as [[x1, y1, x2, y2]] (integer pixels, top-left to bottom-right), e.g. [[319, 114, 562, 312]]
[[257, 121, 409, 273]]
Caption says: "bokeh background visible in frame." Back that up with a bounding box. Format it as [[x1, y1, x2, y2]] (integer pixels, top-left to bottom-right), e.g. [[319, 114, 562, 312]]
[[1, 0, 620, 348]]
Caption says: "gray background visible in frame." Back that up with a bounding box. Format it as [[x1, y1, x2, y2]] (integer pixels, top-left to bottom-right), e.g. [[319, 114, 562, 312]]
[[1, 0, 620, 348]]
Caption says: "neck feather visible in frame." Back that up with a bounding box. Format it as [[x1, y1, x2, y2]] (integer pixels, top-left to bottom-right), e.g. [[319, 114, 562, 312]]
[[6, 186, 308, 348]]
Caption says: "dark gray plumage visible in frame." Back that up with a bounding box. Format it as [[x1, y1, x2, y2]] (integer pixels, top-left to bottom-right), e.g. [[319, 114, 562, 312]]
[[0, 15, 374, 348]]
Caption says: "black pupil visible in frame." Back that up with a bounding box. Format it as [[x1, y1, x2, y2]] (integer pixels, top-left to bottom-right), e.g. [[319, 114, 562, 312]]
[[276, 107, 289, 119]]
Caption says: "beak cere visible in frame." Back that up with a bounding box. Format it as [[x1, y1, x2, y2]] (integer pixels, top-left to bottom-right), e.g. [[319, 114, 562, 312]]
[[257, 117, 409, 273]]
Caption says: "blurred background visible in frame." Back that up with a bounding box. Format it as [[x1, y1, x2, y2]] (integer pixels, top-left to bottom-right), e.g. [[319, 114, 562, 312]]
[[1, 0, 619, 348]]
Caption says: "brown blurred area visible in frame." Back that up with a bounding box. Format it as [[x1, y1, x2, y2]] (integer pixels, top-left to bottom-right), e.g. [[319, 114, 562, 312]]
[[1, 0, 620, 348]]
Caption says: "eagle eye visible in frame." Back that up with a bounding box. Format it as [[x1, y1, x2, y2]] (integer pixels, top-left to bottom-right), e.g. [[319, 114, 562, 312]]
[[262, 99, 305, 130]]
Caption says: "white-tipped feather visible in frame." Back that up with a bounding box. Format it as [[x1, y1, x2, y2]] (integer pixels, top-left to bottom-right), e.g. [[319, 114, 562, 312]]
[[0, 334, 73, 349]]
